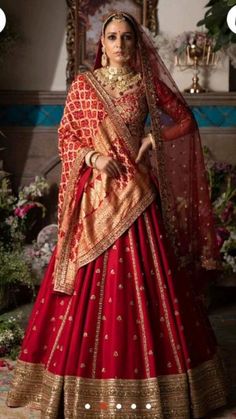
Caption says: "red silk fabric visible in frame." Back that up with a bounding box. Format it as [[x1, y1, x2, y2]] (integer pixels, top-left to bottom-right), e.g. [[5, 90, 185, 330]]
[[16, 190, 218, 379]]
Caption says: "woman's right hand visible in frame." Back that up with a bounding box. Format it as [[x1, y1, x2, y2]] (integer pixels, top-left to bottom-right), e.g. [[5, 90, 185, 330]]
[[95, 155, 123, 178]]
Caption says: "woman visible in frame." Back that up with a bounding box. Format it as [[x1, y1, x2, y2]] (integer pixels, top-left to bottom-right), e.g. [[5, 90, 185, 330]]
[[7, 11, 229, 418]]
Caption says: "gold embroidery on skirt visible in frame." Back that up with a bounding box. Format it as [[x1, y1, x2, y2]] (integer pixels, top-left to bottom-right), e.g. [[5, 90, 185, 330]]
[[144, 212, 183, 373], [128, 228, 151, 378], [46, 298, 73, 369], [92, 251, 108, 378], [6, 349, 228, 418]]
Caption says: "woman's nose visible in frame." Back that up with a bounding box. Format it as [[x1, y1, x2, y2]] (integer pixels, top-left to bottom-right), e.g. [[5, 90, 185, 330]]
[[116, 37, 123, 48]]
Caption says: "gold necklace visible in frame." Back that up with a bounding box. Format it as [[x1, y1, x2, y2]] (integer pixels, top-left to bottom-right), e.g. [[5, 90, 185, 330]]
[[94, 66, 142, 96]]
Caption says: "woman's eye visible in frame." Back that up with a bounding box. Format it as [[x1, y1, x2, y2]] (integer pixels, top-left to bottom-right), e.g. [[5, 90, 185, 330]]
[[123, 35, 132, 40], [107, 35, 116, 40]]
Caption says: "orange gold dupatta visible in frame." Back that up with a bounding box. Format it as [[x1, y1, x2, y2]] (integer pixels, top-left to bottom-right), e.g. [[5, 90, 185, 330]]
[[53, 72, 156, 295]]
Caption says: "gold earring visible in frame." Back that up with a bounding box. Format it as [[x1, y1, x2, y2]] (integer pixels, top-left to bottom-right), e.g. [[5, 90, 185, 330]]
[[102, 46, 108, 67]]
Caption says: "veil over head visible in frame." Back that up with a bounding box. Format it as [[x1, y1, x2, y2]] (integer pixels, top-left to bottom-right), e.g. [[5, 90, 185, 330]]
[[94, 11, 221, 286]]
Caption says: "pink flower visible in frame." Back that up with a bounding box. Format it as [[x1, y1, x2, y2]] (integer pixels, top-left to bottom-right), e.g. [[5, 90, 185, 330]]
[[0, 359, 14, 369], [216, 227, 230, 249], [220, 201, 234, 223], [14, 203, 37, 219]]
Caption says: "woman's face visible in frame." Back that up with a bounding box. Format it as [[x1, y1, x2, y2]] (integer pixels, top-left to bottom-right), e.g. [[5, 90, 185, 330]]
[[101, 19, 136, 68]]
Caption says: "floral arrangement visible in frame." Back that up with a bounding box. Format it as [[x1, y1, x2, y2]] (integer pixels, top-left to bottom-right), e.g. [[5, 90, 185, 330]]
[[142, 26, 175, 71], [0, 313, 24, 359], [204, 147, 236, 273], [173, 31, 214, 57], [142, 28, 217, 71], [0, 176, 49, 249], [0, 176, 50, 311]]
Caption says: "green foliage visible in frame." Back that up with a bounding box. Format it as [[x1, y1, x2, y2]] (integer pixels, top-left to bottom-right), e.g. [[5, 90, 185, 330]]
[[0, 314, 24, 359], [0, 244, 33, 288], [197, 0, 236, 51], [0, 176, 49, 310]]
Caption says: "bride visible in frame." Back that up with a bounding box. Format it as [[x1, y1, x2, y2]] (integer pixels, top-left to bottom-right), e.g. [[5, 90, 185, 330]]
[[7, 11, 229, 418]]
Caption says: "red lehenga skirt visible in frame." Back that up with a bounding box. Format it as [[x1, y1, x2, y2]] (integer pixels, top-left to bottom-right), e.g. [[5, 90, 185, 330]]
[[6, 174, 229, 418]]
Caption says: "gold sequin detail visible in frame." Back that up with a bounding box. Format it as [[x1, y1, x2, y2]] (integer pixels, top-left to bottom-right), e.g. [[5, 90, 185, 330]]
[[129, 229, 150, 378], [144, 212, 183, 373], [92, 252, 108, 378], [6, 350, 228, 418]]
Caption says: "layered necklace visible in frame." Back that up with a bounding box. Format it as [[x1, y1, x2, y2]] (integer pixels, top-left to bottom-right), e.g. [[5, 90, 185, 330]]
[[94, 66, 142, 96]]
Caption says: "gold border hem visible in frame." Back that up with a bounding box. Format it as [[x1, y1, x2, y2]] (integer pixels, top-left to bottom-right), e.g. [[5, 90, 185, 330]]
[[6, 348, 229, 418]]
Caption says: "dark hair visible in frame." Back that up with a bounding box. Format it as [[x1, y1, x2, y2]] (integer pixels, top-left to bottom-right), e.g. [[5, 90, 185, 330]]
[[103, 13, 138, 40]]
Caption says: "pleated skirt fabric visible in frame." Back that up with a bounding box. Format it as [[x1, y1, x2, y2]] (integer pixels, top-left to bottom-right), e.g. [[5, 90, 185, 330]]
[[6, 193, 229, 418]]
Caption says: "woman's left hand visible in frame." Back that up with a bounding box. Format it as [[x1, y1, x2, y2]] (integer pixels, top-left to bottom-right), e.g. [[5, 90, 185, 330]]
[[135, 135, 152, 164]]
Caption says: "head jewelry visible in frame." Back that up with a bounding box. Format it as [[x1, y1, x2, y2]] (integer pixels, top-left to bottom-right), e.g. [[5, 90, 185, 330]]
[[102, 11, 135, 34]]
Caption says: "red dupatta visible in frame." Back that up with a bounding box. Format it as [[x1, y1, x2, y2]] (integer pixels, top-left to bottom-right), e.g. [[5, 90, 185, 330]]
[[137, 24, 221, 273]]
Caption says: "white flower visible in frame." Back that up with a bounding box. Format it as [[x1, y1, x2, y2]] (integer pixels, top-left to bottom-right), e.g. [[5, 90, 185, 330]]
[[223, 254, 236, 272], [141, 26, 175, 71]]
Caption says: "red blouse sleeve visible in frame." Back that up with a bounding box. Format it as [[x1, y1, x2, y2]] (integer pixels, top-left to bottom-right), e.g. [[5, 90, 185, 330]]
[[155, 79, 196, 140]]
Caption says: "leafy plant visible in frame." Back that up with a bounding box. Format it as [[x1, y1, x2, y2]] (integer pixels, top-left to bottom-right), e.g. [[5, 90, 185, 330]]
[[0, 313, 24, 359], [197, 0, 236, 51], [0, 245, 33, 288], [0, 244, 36, 313]]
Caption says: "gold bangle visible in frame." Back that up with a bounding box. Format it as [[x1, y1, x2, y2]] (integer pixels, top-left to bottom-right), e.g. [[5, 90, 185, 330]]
[[85, 150, 98, 167], [85, 151, 91, 166], [93, 153, 101, 169], [90, 152, 100, 167]]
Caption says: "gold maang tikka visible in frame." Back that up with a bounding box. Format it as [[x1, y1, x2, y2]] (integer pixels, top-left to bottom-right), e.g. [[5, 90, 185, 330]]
[[111, 12, 126, 22], [102, 12, 127, 34]]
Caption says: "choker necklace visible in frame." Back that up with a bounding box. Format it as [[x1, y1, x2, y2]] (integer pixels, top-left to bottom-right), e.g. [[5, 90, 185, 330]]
[[94, 66, 142, 96]]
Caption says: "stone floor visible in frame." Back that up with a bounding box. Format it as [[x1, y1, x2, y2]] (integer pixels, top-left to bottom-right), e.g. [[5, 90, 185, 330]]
[[0, 285, 236, 418]]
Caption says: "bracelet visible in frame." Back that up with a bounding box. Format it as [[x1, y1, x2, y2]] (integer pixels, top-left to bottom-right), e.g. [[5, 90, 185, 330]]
[[90, 152, 100, 167], [92, 153, 101, 169], [85, 150, 98, 167], [147, 132, 155, 150]]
